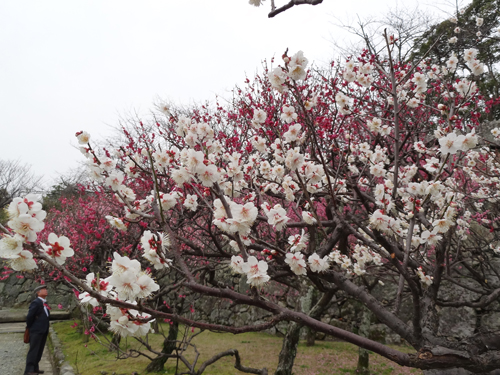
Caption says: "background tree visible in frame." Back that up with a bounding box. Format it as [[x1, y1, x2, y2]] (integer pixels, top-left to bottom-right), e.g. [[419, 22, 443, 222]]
[[0, 159, 43, 209], [412, 0, 500, 119]]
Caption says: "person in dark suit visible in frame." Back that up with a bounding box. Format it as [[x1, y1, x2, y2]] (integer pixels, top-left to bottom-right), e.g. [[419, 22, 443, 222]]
[[24, 285, 50, 375]]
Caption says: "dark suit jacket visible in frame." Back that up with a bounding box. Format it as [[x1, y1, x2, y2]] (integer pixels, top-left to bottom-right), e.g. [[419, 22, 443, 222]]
[[26, 298, 50, 334]]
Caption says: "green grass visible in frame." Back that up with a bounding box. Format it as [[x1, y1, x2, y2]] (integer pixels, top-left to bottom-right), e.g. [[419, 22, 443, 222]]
[[52, 321, 423, 375]]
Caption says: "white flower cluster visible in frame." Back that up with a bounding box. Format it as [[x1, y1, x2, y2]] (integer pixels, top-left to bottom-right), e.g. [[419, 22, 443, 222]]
[[445, 47, 484, 76], [269, 51, 309, 91], [491, 127, 500, 141], [367, 118, 391, 136], [288, 230, 309, 252], [416, 267, 433, 287], [78, 272, 114, 307], [140, 230, 172, 270], [106, 216, 127, 231], [40, 233, 74, 265], [79, 253, 159, 309], [463, 48, 484, 75], [213, 198, 258, 236], [329, 244, 382, 276], [453, 78, 478, 98], [1, 194, 75, 271], [261, 203, 289, 230], [230, 255, 270, 286], [108, 303, 154, 338], [342, 60, 375, 87], [438, 130, 478, 155], [6, 194, 46, 242]]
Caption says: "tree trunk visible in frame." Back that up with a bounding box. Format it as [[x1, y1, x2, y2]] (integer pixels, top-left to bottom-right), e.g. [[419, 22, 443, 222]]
[[356, 307, 371, 375], [305, 328, 316, 347], [303, 286, 317, 347], [80, 304, 90, 343], [274, 322, 302, 375], [109, 333, 121, 352], [146, 321, 179, 373]]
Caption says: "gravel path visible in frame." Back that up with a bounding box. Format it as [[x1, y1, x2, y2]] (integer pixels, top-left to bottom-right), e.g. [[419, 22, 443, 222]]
[[0, 322, 54, 375], [0, 332, 29, 375]]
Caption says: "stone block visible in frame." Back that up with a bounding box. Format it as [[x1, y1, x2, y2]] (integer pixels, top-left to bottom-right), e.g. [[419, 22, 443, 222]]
[[16, 292, 31, 303], [6, 284, 22, 297], [481, 311, 500, 331], [438, 306, 475, 339]]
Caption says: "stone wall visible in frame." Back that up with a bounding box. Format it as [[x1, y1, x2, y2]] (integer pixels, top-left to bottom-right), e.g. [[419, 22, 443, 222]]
[[0, 271, 77, 311]]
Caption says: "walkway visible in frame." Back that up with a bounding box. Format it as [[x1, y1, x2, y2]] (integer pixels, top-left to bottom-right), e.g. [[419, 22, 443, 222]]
[[0, 322, 54, 375]]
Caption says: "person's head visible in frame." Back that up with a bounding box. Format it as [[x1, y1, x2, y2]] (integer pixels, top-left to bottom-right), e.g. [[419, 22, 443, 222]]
[[34, 285, 48, 299]]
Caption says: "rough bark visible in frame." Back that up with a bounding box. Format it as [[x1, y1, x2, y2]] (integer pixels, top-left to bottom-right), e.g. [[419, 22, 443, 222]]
[[146, 321, 179, 372], [274, 321, 302, 375], [356, 308, 371, 375]]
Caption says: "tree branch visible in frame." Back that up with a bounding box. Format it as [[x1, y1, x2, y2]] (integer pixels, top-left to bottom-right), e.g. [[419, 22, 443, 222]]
[[268, 0, 323, 18]]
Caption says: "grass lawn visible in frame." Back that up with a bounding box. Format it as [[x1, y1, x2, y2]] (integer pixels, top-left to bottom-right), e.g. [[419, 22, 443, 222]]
[[52, 321, 423, 375]]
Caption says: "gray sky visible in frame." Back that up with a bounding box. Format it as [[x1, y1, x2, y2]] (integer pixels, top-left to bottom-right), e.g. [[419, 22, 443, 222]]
[[0, 0, 448, 187]]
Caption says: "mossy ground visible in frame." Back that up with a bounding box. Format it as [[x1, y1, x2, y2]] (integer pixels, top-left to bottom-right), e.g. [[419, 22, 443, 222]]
[[52, 321, 422, 375]]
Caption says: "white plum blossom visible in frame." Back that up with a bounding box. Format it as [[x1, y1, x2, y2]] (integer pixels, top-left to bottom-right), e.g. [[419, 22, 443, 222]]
[[302, 211, 317, 225], [79, 273, 113, 306], [230, 255, 245, 274], [106, 216, 127, 231], [281, 106, 298, 124], [8, 194, 44, 219], [439, 133, 461, 154], [420, 230, 442, 245], [248, 0, 262, 7], [288, 51, 308, 81], [111, 252, 141, 275], [288, 230, 309, 252], [269, 67, 287, 91], [171, 167, 192, 186], [10, 250, 37, 271], [417, 267, 433, 287], [433, 218, 453, 234], [8, 214, 45, 242], [285, 252, 307, 275], [241, 256, 270, 286], [308, 253, 330, 273], [285, 148, 304, 170], [439, 131, 478, 154], [197, 164, 220, 187], [0, 234, 24, 259], [105, 171, 125, 191], [226, 202, 258, 235], [446, 52, 458, 70], [283, 123, 302, 143], [369, 210, 390, 231], [76, 131, 90, 145], [263, 203, 289, 230], [135, 273, 160, 299], [184, 194, 198, 211], [40, 233, 74, 265], [158, 191, 180, 211], [335, 92, 351, 114], [108, 306, 154, 338], [252, 109, 267, 128]]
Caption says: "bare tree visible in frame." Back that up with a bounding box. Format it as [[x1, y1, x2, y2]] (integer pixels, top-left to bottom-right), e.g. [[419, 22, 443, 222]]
[[331, 6, 436, 62], [0, 159, 44, 209]]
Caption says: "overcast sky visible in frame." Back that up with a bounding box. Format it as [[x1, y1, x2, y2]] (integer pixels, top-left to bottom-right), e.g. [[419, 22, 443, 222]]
[[0, 0, 452, 188]]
